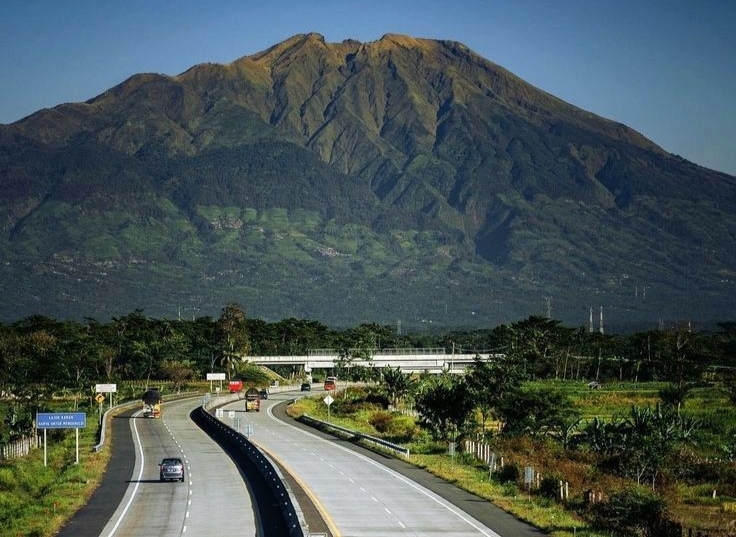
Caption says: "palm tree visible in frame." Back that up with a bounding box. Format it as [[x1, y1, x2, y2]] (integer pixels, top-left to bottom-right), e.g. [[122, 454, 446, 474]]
[[382, 366, 415, 408], [220, 353, 238, 381]]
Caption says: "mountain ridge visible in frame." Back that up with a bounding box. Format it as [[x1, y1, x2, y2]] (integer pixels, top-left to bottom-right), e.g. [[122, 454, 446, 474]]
[[1, 33, 734, 330]]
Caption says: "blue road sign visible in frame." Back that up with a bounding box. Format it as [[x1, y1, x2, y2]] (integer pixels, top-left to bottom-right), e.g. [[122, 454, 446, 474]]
[[37, 412, 87, 429]]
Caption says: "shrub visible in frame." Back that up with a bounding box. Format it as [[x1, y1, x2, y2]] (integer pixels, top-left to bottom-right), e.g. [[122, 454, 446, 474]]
[[384, 415, 421, 443], [411, 440, 446, 455], [364, 392, 390, 409], [589, 486, 681, 537], [495, 462, 520, 484], [500, 482, 519, 497], [538, 475, 564, 500], [369, 411, 393, 433]]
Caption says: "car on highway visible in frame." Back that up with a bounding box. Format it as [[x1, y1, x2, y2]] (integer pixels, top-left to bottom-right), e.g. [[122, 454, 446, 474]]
[[259, 389, 269, 399], [159, 457, 185, 482], [300, 382, 311, 391]]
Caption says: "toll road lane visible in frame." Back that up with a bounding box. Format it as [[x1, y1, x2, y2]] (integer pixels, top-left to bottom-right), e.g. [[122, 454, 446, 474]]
[[100, 398, 258, 537], [222, 392, 535, 536]]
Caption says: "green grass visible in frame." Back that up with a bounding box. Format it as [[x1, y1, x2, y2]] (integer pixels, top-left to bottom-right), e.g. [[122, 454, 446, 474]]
[[0, 415, 111, 537]]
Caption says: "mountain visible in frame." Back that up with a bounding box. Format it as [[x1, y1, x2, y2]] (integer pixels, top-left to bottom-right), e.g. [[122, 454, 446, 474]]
[[1, 32, 735, 331]]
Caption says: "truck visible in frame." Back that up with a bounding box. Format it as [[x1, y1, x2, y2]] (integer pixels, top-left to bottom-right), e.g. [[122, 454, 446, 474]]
[[229, 380, 244, 393], [142, 389, 162, 418], [244, 387, 261, 412]]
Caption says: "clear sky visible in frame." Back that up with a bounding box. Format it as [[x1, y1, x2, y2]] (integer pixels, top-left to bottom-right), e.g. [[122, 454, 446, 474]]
[[1, 0, 734, 176]]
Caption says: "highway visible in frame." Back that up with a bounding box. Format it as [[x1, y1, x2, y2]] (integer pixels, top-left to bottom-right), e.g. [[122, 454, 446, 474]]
[[60, 388, 543, 536], [222, 388, 544, 537], [103, 397, 258, 536]]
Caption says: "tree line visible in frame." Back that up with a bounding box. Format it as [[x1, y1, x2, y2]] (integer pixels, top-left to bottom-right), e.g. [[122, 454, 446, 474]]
[[2, 305, 736, 444]]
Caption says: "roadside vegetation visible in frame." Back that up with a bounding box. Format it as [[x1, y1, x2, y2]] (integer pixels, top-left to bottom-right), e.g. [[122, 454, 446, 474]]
[[0, 406, 109, 537], [290, 379, 736, 536], [2, 305, 736, 535]]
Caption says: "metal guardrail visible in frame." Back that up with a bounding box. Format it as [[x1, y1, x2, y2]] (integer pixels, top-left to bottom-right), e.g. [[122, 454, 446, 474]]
[[300, 414, 410, 458], [92, 399, 140, 452]]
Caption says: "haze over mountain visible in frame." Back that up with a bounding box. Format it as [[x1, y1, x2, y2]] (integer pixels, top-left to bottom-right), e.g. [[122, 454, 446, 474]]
[[1, 33, 734, 331]]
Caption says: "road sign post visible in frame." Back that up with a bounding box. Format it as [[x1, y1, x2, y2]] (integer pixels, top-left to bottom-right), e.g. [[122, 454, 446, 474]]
[[323, 394, 334, 422], [206, 372, 226, 393], [95, 383, 117, 413], [37, 412, 87, 466], [95, 393, 105, 424]]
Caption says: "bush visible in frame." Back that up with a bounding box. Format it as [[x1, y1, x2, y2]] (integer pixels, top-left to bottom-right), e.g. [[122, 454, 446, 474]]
[[589, 487, 681, 537], [384, 415, 421, 443], [538, 475, 563, 500], [411, 440, 446, 455], [369, 411, 393, 433], [495, 463, 520, 484], [364, 392, 390, 409]]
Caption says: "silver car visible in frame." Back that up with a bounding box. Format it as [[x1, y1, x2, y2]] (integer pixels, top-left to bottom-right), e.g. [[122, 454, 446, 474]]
[[159, 457, 185, 482]]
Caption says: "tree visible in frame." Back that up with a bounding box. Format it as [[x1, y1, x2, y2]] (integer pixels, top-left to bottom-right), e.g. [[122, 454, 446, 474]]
[[622, 404, 700, 489], [657, 328, 710, 413], [178, 316, 218, 376], [333, 327, 375, 394], [220, 353, 239, 382], [279, 318, 331, 354], [497, 316, 573, 380], [494, 387, 578, 438], [465, 353, 525, 437], [581, 404, 700, 489], [414, 374, 474, 442], [159, 360, 196, 392], [382, 366, 415, 408], [215, 303, 251, 380], [235, 363, 271, 386]]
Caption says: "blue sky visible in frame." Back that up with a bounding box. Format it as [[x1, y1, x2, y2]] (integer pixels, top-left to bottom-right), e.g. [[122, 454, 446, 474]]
[[1, 0, 734, 176]]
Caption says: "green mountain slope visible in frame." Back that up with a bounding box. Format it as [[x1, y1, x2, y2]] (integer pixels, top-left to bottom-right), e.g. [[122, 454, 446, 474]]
[[1, 33, 735, 330]]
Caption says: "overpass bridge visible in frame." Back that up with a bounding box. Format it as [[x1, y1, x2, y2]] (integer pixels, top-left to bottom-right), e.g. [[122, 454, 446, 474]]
[[249, 348, 501, 374]]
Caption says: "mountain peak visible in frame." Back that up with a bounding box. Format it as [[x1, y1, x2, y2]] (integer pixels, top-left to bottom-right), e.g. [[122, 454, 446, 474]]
[[1, 33, 733, 327], [377, 33, 421, 46], [248, 32, 331, 66]]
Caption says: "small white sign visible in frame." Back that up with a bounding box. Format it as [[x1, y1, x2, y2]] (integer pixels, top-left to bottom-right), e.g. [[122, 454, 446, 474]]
[[206, 372, 226, 380], [95, 383, 117, 393], [323, 394, 334, 406]]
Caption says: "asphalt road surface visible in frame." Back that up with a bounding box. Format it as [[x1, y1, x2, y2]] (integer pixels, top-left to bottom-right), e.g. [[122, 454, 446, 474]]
[[59, 397, 258, 537], [223, 389, 545, 537], [59, 390, 544, 536]]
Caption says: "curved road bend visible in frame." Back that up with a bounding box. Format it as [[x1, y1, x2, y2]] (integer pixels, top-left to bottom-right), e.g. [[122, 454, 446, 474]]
[[59, 397, 259, 537], [224, 390, 544, 537]]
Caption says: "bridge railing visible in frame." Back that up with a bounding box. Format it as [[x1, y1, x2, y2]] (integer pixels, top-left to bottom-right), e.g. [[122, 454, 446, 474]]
[[308, 347, 445, 356]]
